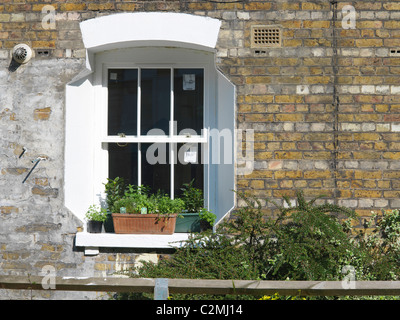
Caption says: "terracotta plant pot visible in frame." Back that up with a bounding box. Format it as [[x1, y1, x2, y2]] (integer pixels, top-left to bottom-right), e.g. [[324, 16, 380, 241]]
[[112, 213, 177, 234]]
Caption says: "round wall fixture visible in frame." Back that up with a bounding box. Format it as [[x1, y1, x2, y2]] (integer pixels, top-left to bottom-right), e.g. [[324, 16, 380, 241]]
[[12, 44, 33, 64]]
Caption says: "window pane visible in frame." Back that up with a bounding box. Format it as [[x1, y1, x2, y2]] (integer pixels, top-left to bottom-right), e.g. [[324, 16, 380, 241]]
[[141, 69, 171, 136], [174, 143, 203, 198], [141, 143, 170, 195], [174, 69, 204, 135], [108, 69, 138, 136], [108, 143, 138, 186]]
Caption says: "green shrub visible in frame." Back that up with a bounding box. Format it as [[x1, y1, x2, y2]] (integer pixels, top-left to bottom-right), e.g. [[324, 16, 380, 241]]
[[115, 191, 400, 300], [129, 232, 262, 300], [221, 190, 359, 281], [346, 209, 400, 281]]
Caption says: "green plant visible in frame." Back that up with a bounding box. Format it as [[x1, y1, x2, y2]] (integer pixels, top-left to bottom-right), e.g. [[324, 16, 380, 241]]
[[124, 184, 150, 198], [111, 186, 184, 216], [268, 191, 359, 280], [372, 209, 400, 252], [199, 208, 216, 227], [347, 209, 400, 281], [259, 292, 307, 300], [115, 190, 400, 300], [85, 205, 108, 222], [180, 179, 203, 213], [104, 177, 126, 210], [112, 196, 144, 214], [153, 195, 185, 214], [128, 232, 261, 300]]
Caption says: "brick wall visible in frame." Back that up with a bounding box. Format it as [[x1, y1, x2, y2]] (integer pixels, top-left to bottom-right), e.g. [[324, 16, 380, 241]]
[[215, 1, 400, 229], [0, 0, 399, 298]]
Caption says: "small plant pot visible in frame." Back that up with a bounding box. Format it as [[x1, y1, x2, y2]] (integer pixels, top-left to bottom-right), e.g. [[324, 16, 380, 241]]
[[87, 220, 103, 233], [200, 220, 212, 232]]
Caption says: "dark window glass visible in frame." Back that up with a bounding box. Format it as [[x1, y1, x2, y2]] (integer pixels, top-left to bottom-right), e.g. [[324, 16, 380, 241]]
[[174, 69, 204, 135], [141, 69, 171, 136], [174, 143, 203, 198], [108, 69, 138, 136], [108, 143, 138, 186], [141, 143, 170, 195]]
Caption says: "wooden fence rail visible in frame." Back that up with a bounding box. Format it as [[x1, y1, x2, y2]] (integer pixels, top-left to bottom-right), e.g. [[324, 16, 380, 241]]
[[1, 276, 400, 299]]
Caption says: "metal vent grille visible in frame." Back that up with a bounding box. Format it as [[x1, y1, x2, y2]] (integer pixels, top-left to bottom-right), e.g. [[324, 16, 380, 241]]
[[251, 25, 281, 48]]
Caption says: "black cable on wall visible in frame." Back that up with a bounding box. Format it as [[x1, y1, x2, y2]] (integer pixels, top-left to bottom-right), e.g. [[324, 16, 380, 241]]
[[330, 0, 340, 205]]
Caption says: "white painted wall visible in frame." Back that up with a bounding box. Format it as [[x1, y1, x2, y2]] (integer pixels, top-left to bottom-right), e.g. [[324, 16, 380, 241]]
[[64, 75, 95, 222]]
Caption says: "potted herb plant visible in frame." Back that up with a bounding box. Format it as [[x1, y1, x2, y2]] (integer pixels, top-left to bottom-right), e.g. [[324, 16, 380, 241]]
[[175, 180, 204, 233], [199, 208, 216, 232], [85, 205, 108, 233], [103, 177, 127, 233], [111, 186, 185, 234]]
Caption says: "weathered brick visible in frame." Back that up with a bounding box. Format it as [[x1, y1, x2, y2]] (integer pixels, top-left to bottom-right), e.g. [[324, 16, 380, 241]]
[[354, 171, 382, 179], [31, 186, 59, 198], [33, 107, 51, 121], [1, 168, 27, 175], [274, 170, 303, 179], [40, 243, 63, 252], [94, 263, 111, 271], [303, 21, 330, 29], [275, 113, 303, 121], [383, 3, 400, 10], [250, 180, 264, 189], [60, 4, 87, 11], [87, 3, 115, 11], [354, 190, 382, 198], [244, 2, 271, 10], [0, 206, 18, 214], [303, 170, 331, 179]]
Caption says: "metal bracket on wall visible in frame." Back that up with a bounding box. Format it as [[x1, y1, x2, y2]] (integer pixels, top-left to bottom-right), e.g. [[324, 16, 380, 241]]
[[22, 157, 46, 184], [18, 147, 26, 159]]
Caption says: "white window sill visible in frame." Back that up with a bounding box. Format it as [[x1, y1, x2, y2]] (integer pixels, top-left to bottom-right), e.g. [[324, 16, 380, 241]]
[[75, 232, 190, 255]]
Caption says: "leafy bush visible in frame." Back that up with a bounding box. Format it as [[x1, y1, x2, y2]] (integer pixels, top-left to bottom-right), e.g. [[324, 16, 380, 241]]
[[346, 209, 400, 281], [127, 232, 262, 300], [221, 191, 359, 281], [116, 191, 400, 300]]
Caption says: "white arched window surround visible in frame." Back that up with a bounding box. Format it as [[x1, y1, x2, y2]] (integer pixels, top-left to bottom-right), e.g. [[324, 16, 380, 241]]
[[67, 13, 235, 249]]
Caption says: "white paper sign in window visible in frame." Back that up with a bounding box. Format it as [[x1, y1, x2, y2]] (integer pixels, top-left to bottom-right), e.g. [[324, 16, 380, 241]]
[[184, 151, 197, 163], [183, 74, 195, 90]]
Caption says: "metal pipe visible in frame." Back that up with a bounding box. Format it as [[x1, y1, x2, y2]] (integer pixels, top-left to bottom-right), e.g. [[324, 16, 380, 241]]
[[22, 157, 45, 184]]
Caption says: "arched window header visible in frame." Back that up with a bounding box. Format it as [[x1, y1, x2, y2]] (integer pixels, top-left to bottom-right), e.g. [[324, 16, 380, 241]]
[[80, 12, 221, 54]]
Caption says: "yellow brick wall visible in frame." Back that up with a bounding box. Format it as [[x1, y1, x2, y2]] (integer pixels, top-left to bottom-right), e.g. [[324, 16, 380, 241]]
[[0, 0, 399, 227]]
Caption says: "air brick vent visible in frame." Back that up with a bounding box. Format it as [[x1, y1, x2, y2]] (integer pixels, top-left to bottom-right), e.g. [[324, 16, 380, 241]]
[[390, 48, 400, 57], [251, 25, 281, 48]]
